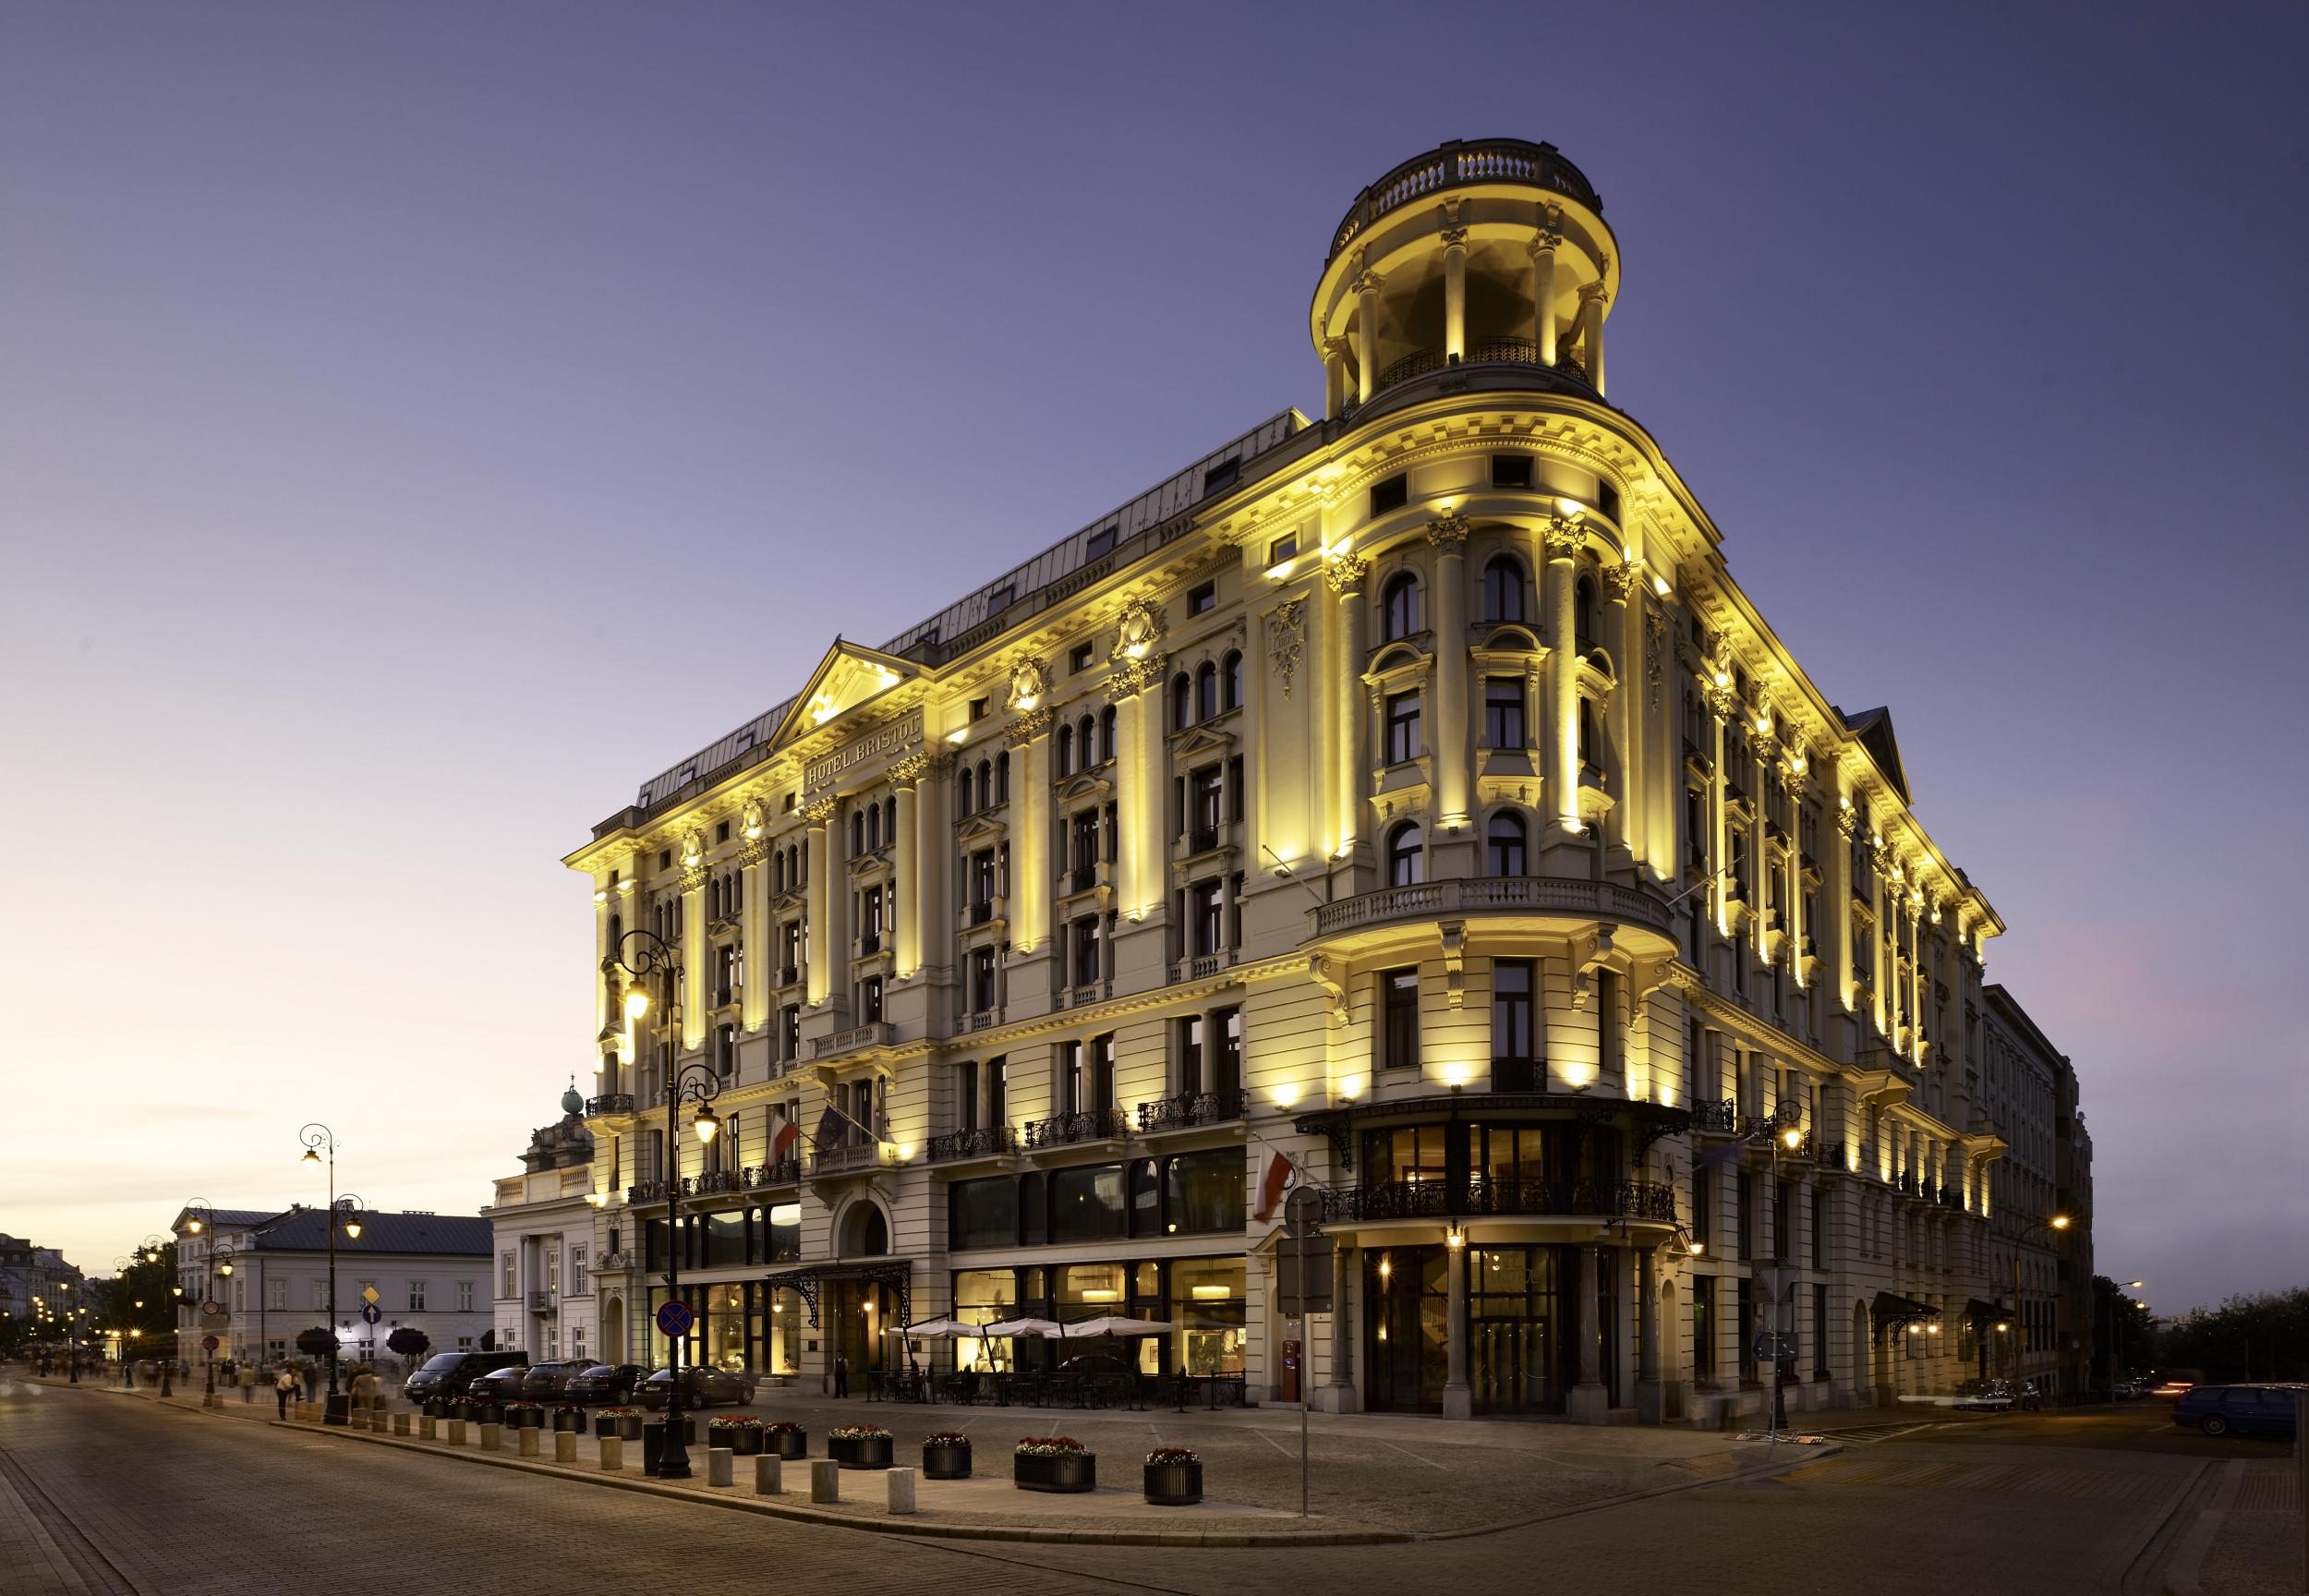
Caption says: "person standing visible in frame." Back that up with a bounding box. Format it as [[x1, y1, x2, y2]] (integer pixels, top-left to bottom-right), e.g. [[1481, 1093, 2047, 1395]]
[[274, 1367, 296, 1420], [832, 1353, 850, 1399]]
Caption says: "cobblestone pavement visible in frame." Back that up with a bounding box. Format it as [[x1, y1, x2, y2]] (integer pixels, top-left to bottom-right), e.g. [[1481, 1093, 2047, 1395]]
[[0, 1380, 2233, 1594]]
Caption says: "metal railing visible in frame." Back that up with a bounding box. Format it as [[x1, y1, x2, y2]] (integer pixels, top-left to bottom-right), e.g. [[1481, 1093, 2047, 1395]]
[[585, 1093, 635, 1118], [811, 1141, 883, 1175], [1329, 139, 1602, 263], [812, 1022, 893, 1059], [1324, 1178, 1677, 1223], [1022, 1109, 1130, 1149], [626, 1179, 671, 1204], [1690, 1098, 1740, 1135], [1134, 1088, 1248, 1134], [527, 1290, 554, 1312], [1311, 875, 1672, 939], [928, 1126, 1018, 1163], [743, 1159, 800, 1189]]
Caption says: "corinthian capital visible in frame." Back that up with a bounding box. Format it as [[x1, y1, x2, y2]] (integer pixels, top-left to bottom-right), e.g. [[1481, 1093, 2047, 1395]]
[[1542, 516, 1585, 562], [1602, 561, 1641, 604], [802, 798, 837, 828], [1424, 510, 1470, 552], [1323, 550, 1370, 593]]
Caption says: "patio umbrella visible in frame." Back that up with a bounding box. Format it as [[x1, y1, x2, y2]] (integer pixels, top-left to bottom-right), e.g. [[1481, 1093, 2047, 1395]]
[[980, 1316, 1063, 1338], [899, 1317, 984, 1338], [1061, 1314, 1174, 1337]]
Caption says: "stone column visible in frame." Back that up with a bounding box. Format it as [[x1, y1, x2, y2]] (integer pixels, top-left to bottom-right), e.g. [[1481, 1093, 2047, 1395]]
[[1441, 215, 1468, 362], [1442, 1238, 1470, 1420], [804, 800, 835, 1007], [1324, 552, 1370, 860], [1707, 682, 1735, 940], [740, 805, 770, 1035], [1323, 1242, 1359, 1412], [1005, 707, 1053, 959], [892, 758, 925, 979], [1907, 902, 1926, 1063], [1567, 1245, 1607, 1423], [1544, 515, 1585, 837], [1527, 230, 1561, 364], [1604, 559, 1642, 864], [1636, 1245, 1662, 1423], [681, 872, 707, 1053], [1322, 337, 1349, 418], [1427, 511, 1470, 831], [1354, 270, 1383, 404], [1578, 281, 1610, 397]]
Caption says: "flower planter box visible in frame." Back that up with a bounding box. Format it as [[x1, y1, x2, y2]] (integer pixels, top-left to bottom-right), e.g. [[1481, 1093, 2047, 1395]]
[[467, 1403, 502, 1426], [711, 1425, 765, 1456], [921, 1441, 973, 1481], [1143, 1460, 1203, 1505], [1014, 1453, 1096, 1493], [765, 1427, 808, 1460], [423, 1399, 447, 1418], [505, 1408, 544, 1430], [829, 1433, 893, 1469], [550, 1410, 585, 1433], [597, 1413, 644, 1441]]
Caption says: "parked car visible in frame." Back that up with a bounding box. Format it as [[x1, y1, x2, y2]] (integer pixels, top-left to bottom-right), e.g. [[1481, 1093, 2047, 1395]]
[[2174, 1384, 2303, 1439], [561, 1363, 647, 1406], [1954, 1379, 2015, 1412], [469, 1364, 534, 1403], [519, 1360, 595, 1400], [637, 1365, 757, 1409], [403, 1349, 526, 1404]]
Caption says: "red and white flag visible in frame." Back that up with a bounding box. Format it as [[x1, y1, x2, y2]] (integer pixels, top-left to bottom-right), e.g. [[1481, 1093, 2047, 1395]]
[[1251, 1146, 1296, 1222], [769, 1113, 797, 1162]]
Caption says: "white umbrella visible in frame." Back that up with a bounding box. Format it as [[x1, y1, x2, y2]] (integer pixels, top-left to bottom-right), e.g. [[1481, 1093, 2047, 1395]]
[[900, 1317, 984, 1339], [980, 1316, 1063, 1338], [1062, 1315, 1173, 1337]]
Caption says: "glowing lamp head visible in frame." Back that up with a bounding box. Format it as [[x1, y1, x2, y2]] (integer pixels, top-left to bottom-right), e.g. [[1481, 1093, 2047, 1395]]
[[1445, 1224, 1467, 1251], [625, 990, 650, 1022], [2049, 1215, 2072, 1230], [301, 1147, 320, 1166], [217, 1262, 233, 1276], [186, 1218, 202, 1235], [694, 1106, 721, 1144], [342, 1217, 362, 1239], [1781, 1126, 1803, 1150], [1686, 1240, 1705, 1257]]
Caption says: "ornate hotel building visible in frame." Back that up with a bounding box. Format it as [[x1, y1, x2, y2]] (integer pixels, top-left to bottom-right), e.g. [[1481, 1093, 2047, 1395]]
[[560, 139, 2085, 1422]]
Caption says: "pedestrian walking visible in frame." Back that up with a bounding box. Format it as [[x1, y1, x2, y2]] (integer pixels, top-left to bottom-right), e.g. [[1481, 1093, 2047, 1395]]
[[832, 1353, 850, 1399], [274, 1367, 296, 1420]]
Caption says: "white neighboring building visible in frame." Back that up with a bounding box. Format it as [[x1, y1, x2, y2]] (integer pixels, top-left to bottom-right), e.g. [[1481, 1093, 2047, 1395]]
[[172, 1204, 492, 1369], [484, 1092, 600, 1366]]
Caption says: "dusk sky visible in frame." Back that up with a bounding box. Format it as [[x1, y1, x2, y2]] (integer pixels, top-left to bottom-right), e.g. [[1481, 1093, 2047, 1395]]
[[4, 5, 2303, 1316]]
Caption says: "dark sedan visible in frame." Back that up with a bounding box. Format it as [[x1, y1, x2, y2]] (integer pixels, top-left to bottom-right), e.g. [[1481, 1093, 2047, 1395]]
[[637, 1365, 756, 1409], [560, 1363, 646, 1406], [519, 1360, 595, 1400], [2175, 1384, 2303, 1438], [468, 1364, 533, 1403]]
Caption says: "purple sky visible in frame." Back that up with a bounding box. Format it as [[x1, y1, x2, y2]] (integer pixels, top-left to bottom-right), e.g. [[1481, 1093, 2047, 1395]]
[[5, 5, 2303, 1316]]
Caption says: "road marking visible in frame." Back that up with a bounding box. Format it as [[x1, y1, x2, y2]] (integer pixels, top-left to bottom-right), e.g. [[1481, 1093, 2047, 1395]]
[[1253, 1428, 1296, 1457], [1379, 1439, 1445, 1470]]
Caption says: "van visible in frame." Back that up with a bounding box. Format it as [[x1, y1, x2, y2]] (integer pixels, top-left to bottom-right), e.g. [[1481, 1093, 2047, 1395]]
[[403, 1349, 526, 1405]]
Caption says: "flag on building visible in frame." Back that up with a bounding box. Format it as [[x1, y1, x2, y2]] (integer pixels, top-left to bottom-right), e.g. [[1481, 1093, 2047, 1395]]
[[769, 1113, 797, 1161], [1252, 1146, 1296, 1222]]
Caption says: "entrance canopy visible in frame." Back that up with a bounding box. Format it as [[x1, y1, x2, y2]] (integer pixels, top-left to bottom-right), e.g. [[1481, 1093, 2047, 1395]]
[[761, 1260, 912, 1329], [1870, 1290, 1940, 1326]]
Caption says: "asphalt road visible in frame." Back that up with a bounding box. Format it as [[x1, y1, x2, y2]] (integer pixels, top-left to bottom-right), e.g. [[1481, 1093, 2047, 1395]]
[[0, 1384, 2228, 1596]]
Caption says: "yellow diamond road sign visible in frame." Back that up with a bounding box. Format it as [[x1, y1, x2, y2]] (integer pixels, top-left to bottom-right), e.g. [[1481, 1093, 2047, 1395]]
[[360, 1287, 380, 1305]]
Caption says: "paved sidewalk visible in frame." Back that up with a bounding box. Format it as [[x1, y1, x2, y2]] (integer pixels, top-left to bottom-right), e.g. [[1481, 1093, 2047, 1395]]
[[2193, 1457, 2303, 1596]]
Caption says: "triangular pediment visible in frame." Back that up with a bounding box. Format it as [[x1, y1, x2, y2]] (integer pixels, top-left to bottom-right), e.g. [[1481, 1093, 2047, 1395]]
[[955, 813, 1009, 844], [772, 639, 920, 749], [1837, 705, 1911, 804], [1169, 724, 1237, 759]]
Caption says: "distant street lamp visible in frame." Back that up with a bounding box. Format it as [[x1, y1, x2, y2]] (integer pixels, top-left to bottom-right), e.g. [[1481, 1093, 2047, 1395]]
[[297, 1123, 369, 1423], [2001, 1214, 2071, 1397]]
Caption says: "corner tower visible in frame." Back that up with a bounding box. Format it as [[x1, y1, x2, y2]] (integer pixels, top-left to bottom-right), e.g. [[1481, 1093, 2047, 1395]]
[[1312, 139, 1620, 415]]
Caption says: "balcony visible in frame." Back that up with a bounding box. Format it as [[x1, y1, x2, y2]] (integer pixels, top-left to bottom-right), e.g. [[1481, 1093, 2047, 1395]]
[[1328, 139, 1602, 265], [584, 1093, 635, 1118], [527, 1289, 555, 1312], [1690, 1097, 1740, 1136], [1134, 1088, 1247, 1135], [854, 931, 883, 957], [811, 1141, 884, 1176], [778, 963, 801, 986], [743, 1159, 800, 1190], [1022, 1109, 1130, 1151], [1166, 951, 1236, 985], [928, 1126, 1019, 1164], [626, 1179, 671, 1204], [968, 899, 1000, 926], [1322, 1178, 1677, 1224], [684, 1171, 738, 1196], [1311, 875, 1672, 941], [812, 1022, 893, 1060], [1058, 980, 1111, 1010]]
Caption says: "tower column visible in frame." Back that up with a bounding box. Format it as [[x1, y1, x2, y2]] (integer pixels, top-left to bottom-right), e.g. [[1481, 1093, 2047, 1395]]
[[1567, 1244, 1607, 1422], [892, 758, 925, 979], [1544, 517, 1585, 835], [1604, 558, 1642, 865], [1427, 512, 1470, 830], [804, 800, 835, 1007], [1443, 1237, 1470, 1420], [1006, 708, 1053, 958], [1578, 281, 1610, 396], [740, 807, 770, 1034], [1325, 552, 1370, 859], [1527, 230, 1560, 365], [1441, 215, 1468, 362], [1322, 337, 1348, 419], [1354, 271, 1383, 404]]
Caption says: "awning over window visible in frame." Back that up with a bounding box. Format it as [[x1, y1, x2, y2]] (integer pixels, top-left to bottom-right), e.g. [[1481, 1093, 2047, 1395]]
[[1964, 1298, 2011, 1324], [1870, 1290, 1940, 1325]]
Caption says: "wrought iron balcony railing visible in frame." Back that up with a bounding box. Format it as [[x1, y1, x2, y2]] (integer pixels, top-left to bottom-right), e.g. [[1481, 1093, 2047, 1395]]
[[1690, 1097, 1740, 1135], [1022, 1109, 1130, 1149], [1134, 1088, 1248, 1134], [928, 1126, 1018, 1163], [743, 1159, 800, 1189], [585, 1093, 635, 1118], [1322, 1178, 1677, 1224]]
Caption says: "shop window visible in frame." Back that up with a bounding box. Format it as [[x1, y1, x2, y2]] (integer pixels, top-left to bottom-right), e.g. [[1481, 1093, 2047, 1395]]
[[1050, 1164, 1129, 1244], [1164, 1148, 1247, 1234], [949, 1179, 1018, 1251]]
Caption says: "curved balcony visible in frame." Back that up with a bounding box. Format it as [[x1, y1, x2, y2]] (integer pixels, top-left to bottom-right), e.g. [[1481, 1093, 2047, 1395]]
[[1372, 340, 1590, 394], [1309, 874, 1672, 942], [1329, 139, 1602, 264], [1321, 1177, 1677, 1225]]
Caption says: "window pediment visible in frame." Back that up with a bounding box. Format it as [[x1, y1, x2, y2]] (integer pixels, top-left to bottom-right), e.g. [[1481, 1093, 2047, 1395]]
[[956, 814, 1009, 844], [1168, 724, 1237, 759]]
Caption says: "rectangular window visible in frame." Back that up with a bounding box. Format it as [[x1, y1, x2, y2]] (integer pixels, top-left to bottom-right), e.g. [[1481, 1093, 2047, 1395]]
[[312, 1280, 327, 1312], [1385, 691, 1422, 764], [1188, 581, 1217, 614], [1178, 1015, 1204, 1093], [956, 1060, 980, 1131], [1692, 1164, 1713, 1250], [1213, 1007, 1242, 1096], [1189, 880, 1222, 956], [1069, 642, 1094, 673], [779, 1004, 801, 1062], [1050, 1164, 1129, 1244], [269, 1279, 286, 1312], [457, 1281, 473, 1312], [859, 974, 884, 1022], [949, 1179, 1018, 1251], [1267, 532, 1299, 566], [1071, 916, 1099, 985], [407, 1280, 427, 1312], [571, 1248, 587, 1295], [986, 1056, 1007, 1127], [1370, 473, 1408, 514], [1492, 959, 1535, 1068], [1062, 1040, 1085, 1115], [1165, 1147, 1248, 1233], [1483, 677, 1527, 748], [501, 1252, 516, 1299], [1201, 457, 1239, 497], [1597, 968, 1621, 1077], [1490, 453, 1533, 490], [1381, 968, 1420, 1070], [1188, 766, 1222, 842], [1084, 525, 1117, 560], [546, 1249, 560, 1293], [714, 1022, 736, 1076]]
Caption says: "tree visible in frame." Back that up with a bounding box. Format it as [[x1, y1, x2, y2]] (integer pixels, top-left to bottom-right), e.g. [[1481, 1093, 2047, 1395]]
[[2155, 1287, 2309, 1383], [295, 1326, 335, 1360], [386, 1326, 429, 1359]]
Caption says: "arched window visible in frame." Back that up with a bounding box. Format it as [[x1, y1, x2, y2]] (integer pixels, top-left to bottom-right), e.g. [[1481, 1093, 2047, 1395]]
[[1196, 661, 1218, 721], [608, 912, 623, 949], [1056, 722, 1074, 777], [866, 803, 882, 852], [1481, 556, 1524, 623], [1078, 714, 1095, 766], [1171, 671, 1193, 731], [1098, 706, 1116, 762], [957, 766, 974, 817], [850, 811, 865, 857], [1578, 699, 1599, 778], [1382, 572, 1422, 641], [1487, 812, 1528, 877], [707, 877, 720, 919], [1221, 650, 1242, 711], [1385, 820, 1424, 887], [994, 752, 1010, 804], [1576, 574, 1599, 654]]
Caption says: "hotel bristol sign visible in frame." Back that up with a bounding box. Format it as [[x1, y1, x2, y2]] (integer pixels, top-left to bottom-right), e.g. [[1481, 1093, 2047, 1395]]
[[804, 708, 924, 797]]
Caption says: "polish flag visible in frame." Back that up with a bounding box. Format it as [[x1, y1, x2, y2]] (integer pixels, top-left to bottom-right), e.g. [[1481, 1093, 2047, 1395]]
[[769, 1114, 797, 1162], [1252, 1147, 1296, 1222]]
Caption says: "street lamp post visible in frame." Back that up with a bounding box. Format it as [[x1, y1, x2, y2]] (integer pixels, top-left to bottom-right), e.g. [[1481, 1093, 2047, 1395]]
[[1999, 1214, 2070, 1402], [297, 1124, 369, 1424], [610, 926, 719, 1481], [182, 1200, 216, 1400]]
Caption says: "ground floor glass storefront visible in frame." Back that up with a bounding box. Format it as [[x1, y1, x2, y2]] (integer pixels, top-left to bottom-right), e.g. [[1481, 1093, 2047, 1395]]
[[938, 1255, 1245, 1377], [646, 1279, 804, 1373], [1363, 1242, 1616, 1415]]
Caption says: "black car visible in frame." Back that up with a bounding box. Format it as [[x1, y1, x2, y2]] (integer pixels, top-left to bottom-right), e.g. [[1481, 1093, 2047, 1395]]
[[637, 1366, 756, 1409], [468, 1363, 534, 1403], [561, 1363, 646, 1406], [403, 1350, 527, 1405], [519, 1360, 595, 1400]]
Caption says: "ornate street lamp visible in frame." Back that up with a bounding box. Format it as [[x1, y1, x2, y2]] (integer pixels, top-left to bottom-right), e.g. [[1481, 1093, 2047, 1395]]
[[610, 926, 719, 1481], [298, 1124, 368, 1422]]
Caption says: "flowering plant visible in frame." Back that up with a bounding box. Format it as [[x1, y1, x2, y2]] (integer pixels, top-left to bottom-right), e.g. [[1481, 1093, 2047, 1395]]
[[1145, 1446, 1198, 1465], [1015, 1435, 1089, 1457], [923, 1432, 971, 1446], [763, 1421, 804, 1434], [552, 1404, 584, 1415], [602, 1406, 641, 1416], [502, 1400, 542, 1411], [829, 1423, 890, 1441], [708, 1414, 762, 1427]]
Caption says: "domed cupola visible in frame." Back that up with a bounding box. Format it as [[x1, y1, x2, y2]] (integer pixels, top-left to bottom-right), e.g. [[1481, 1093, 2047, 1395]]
[[1311, 139, 1620, 416]]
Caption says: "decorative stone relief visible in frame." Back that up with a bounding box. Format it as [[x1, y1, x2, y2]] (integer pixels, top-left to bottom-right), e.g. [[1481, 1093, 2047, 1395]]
[[1643, 604, 1665, 709], [1003, 707, 1056, 747], [1006, 657, 1049, 712], [1265, 599, 1306, 697], [802, 798, 838, 828], [1322, 550, 1369, 593], [1425, 509, 1469, 551], [1602, 561, 1641, 605], [1113, 598, 1164, 661], [1543, 516, 1585, 562]]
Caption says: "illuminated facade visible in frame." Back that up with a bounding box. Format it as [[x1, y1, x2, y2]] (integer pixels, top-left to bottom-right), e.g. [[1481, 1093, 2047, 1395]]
[[563, 139, 2061, 1421]]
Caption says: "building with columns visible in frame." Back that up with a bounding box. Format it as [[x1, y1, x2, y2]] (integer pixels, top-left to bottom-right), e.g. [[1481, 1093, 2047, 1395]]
[[484, 1094, 602, 1365], [559, 138, 2084, 1422]]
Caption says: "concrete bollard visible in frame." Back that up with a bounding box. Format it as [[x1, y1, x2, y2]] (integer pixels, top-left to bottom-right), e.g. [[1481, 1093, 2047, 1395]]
[[419, 1416, 437, 1440], [447, 1419, 467, 1446], [810, 1458, 840, 1504], [599, 1435, 623, 1472], [554, 1431, 577, 1465], [707, 1447, 733, 1487], [887, 1466, 916, 1515], [393, 1413, 411, 1436], [518, 1427, 540, 1457], [479, 1421, 502, 1453], [370, 1410, 388, 1433], [754, 1455, 782, 1495]]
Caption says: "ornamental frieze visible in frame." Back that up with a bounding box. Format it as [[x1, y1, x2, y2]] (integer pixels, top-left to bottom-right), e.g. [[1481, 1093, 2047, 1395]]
[[1265, 599, 1306, 697]]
